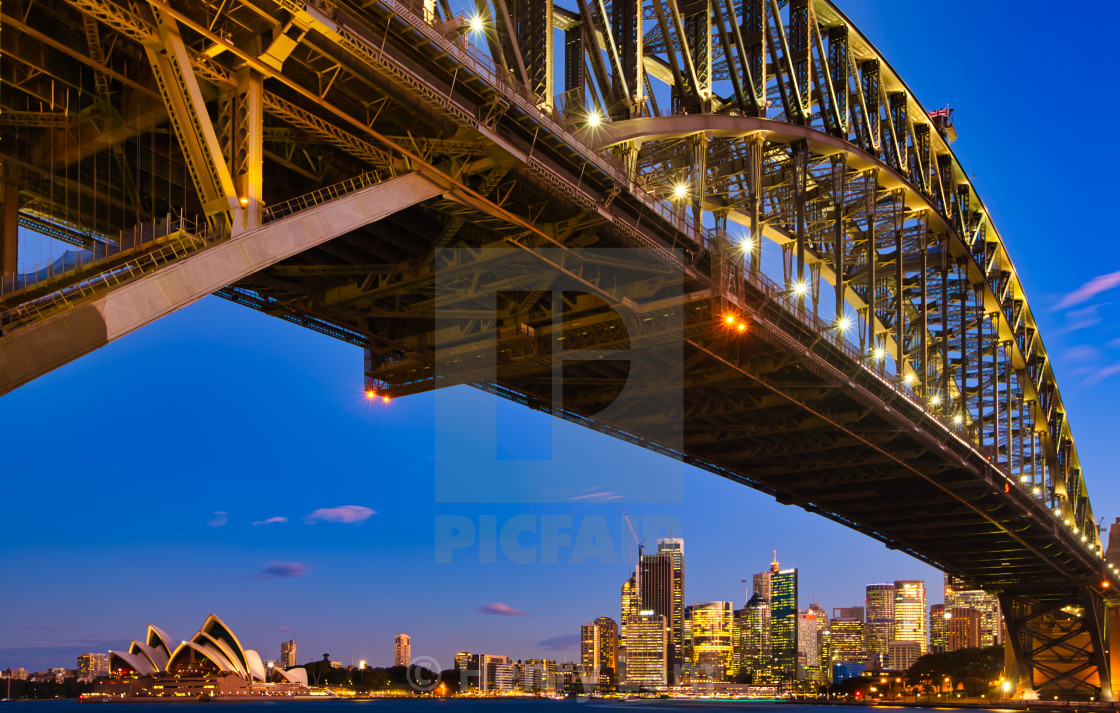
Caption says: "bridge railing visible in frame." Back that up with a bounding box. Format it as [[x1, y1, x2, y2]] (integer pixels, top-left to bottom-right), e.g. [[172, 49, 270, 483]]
[[379, 0, 712, 245], [262, 170, 385, 223]]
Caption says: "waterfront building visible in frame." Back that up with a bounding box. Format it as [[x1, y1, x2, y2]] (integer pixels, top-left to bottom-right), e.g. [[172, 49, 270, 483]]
[[945, 607, 982, 651], [944, 574, 1001, 646], [454, 652, 471, 671], [887, 640, 921, 671], [280, 638, 297, 669], [619, 574, 638, 679], [394, 634, 411, 667], [624, 611, 668, 687], [865, 583, 894, 666], [515, 661, 543, 692], [800, 603, 828, 683], [929, 604, 947, 653], [769, 566, 798, 683], [892, 580, 927, 654], [463, 653, 511, 691], [77, 653, 109, 682], [100, 614, 308, 699], [2, 668, 28, 681], [749, 553, 780, 671], [524, 659, 560, 693], [688, 601, 733, 681], [580, 622, 600, 682]]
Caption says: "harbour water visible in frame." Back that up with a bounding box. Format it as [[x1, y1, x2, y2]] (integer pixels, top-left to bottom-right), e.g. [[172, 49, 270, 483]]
[[0, 701, 1011, 713]]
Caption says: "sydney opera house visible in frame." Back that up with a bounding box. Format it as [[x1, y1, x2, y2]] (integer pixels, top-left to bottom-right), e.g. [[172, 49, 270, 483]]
[[94, 614, 308, 698]]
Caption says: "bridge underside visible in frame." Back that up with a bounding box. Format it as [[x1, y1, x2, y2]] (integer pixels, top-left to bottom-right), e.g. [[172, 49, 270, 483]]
[[1, 0, 1116, 699]]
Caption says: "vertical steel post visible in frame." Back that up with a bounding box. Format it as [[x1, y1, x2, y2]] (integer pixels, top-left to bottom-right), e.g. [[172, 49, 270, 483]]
[[918, 217, 928, 393], [749, 136, 763, 278], [794, 141, 808, 310], [865, 170, 876, 354], [893, 191, 903, 368], [0, 180, 17, 279], [831, 155, 846, 322]]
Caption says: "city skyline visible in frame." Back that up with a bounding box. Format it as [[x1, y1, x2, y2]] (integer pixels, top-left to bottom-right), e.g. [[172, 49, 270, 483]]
[[3, 0, 1120, 685]]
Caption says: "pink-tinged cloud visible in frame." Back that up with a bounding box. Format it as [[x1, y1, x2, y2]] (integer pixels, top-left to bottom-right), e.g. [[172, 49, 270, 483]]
[[252, 516, 288, 526], [256, 562, 307, 579], [569, 491, 623, 502], [304, 505, 376, 524], [208, 511, 229, 527], [1055, 271, 1120, 310], [278, 627, 293, 633], [1064, 345, 1101, 363], [478, 602, 527, 617]]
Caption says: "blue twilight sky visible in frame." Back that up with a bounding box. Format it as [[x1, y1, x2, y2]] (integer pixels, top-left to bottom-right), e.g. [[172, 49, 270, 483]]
[[3, 0, 1120, 674]]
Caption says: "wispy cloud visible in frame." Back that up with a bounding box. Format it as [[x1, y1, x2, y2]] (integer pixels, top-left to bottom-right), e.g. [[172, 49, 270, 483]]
[[278, 627, 293, 633], [208, 511, 229, 527], [1057, 304, 1103, 334], [1065, 345, 1101, 363], [478, 602, 527, 617], [252, 516, 288, 526], [569, 490, 623, 503], [537, 633, 579, 651], [1080, 363, 1120, 388], [1055, 271, 1120, 310], [304, 505, 376, 525], [253, 562, 308, 579]]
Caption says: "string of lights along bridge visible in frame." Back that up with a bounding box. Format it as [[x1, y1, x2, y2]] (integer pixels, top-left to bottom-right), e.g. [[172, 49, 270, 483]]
[[0, 0, 1117, 701]]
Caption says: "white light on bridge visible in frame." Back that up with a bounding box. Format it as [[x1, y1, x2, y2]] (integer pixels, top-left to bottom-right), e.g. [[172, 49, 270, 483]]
[[741, 236, 753, 253], [836, 315, 851, 332], [1032, 487, 1041, 496], [468, 14, 485, 34], [873, 346, 886, 361], [793, 280, 808, 297], [953, 414, 963, 425], [929, 393, 941, 406], [586, 110, 602, 127], [672, 182, 689, 200], [904, 373, 916, 386]]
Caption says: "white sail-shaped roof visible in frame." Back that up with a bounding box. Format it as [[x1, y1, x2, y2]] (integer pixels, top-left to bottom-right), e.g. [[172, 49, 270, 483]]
[[272, 667, 308, 686], [244, 650, 267, 682], [128, 641, 163, 672], [167, 640, 237, 674], [193, 632, 246, 677], [146, 625, 175, 666], [110, 650, 157, 676], [198, 614, 250, 674]]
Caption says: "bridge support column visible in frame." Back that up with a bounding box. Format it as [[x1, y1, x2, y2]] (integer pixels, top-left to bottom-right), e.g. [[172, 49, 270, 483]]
[[1000, 590, 1114, 702], [0, 179, 17, 281]]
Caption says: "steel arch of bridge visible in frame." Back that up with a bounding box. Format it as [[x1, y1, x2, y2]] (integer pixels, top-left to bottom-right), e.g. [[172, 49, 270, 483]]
[[0, 0, 1115, 700]]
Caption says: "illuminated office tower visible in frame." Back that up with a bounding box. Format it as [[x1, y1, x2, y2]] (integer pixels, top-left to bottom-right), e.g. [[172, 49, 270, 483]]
[[929, 604, 947, 653], [595, 617, 619, 686], [944, 574, 1001, 646], [733, 593, 769, 682], [580, 622, 600, 680], [826, 615, 866, 666], [749, 553, 780, 669], [865, 583, 894, 665], [624, 612, 668, 687], [280, 638, 297, 668], [769, 567, 798, 683], [620, 574, 639, 678], [892, 580, 927, 654], [394, 634, 411, 667], [833, 606, 864, 622], [799, 604, 828, 681], [688, 601, 733, 681], [655, 538, 685, 679], [945, 607, 982, 651]]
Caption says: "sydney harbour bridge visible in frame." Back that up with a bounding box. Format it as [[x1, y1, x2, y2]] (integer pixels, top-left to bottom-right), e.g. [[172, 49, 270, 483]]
[[0, 0, 1116, 699]]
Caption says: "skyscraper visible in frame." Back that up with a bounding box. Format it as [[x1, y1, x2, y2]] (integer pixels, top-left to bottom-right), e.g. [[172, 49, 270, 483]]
[[595, 617, 619, 686], [769, 566, 798, 683], [944, 574, 1001, 646], [929, 604, 947, 654], [945, 607, 982, 651], [624, 612, 668, 687], [620, 574, 638, 679], [826, 615, 866, 666], [733, 593, 769, 683], [688, 601, 733, 681], [865, 583, 894, 665], [394, 634, 411, 667], [580, 622, 600, 681], [656, 538, 685, 680], [280, 638, 297, 668], [892, 580, 927, 654], [748, 553, 780, 675]]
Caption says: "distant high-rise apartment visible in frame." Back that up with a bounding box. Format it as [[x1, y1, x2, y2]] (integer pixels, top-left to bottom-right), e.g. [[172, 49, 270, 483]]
[[892, 580, 927, 654], [394, 634, 411, 667], [624, 611, 668, 687], [865, 583, 894, 664], [580, 622, 600, 680], [748, 553, 780, 675], [595, 617, 619, 686], [944, 574, 1001, 646], [887, 640, 921, 671], [945, 607, 982, 651], [769, 566, 798, 682], [797, 608, 826, 682], [620, 574, 638, 679], [280, 638, 297, 668], [636, 541, 684, 681], [76, 653, 109, 682], [929, 604, 947, 653], [688, 601, 733, 681]]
